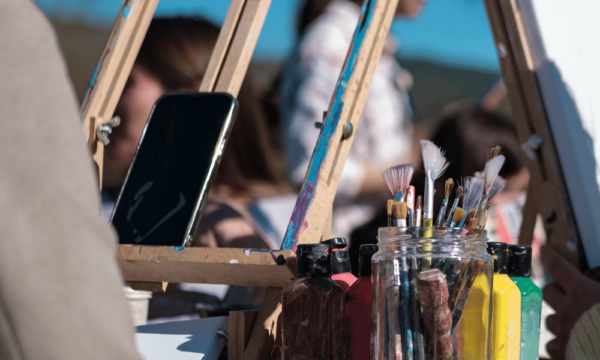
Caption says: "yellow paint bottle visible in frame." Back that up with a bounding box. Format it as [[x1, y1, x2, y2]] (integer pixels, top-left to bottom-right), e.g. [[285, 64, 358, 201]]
[[456, 272, 492, 359], [487, 242, 521, 360]]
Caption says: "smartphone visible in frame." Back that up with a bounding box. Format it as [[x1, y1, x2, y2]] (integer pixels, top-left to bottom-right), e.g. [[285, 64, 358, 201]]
[[111, 92, 238, 247]]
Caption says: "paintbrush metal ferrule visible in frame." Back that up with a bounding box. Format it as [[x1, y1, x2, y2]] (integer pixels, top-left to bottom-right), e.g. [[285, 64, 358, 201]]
[[395, 219, 407, 227], [407, 208, 414, 227], [424, 176, 434, 221], [445, 198, 459, 227], [416, 209, 422, 227], [436, 197, 449, 227], [394, 191, 403, 202]]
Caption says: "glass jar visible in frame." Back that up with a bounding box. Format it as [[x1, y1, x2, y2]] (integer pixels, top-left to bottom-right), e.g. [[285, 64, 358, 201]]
[[372, 227, 493, 360]]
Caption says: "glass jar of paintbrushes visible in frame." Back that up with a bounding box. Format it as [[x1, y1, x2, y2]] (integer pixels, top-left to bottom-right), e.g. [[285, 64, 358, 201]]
[[372, 227, 493, 360]]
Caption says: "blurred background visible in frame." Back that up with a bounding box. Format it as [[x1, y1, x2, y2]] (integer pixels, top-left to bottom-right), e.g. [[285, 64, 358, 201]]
[[34, 0, 511, 124]]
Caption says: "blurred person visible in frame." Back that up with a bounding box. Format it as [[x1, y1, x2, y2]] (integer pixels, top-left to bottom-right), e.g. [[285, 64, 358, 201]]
[[104, 17, 295, 251], [279, 0, 427, 239], [103, 17, 296, 316], [0, 0, 141, 359], [542, 245, 600, 360]]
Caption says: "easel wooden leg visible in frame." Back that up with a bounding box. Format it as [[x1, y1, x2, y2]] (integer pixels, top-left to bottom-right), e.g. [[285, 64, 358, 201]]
[[519, 186, 537, 246], [321, 207, 333, 241], [242, 287, 282, 360], [229, 310, 259, 360]]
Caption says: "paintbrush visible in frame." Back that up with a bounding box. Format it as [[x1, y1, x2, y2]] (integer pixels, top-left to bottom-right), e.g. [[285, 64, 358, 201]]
[[449, 208, 466, 228], [445, 185, 463, 227], [399, 256, 414, 359], [451, 259, 486, 334], [488, 175, 507, 201], [488, 145, 502, 160], [415, 195, 422, 227], [393, 202, 408, 227], [407, 186, 415, 227], [420, 140, 449, 228], [474, 155, 506, 227], [459, 177, 484, 227], [466, 209, 479, 229], [479, 175, 507, 228], [410, 257, 425, 358], [386, 260, 403, 358], [436, 179, 454, 227], [387, 199, 394, 227], [381, 164, 415, 203]]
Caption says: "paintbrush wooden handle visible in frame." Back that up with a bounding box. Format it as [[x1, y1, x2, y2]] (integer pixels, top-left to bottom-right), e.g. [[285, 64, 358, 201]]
[[416, 268, 453, 359], [436, 197, 449, 227]]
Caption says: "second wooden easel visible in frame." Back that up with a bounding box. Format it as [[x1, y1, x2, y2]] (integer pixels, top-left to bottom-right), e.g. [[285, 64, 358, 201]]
[[484, 0, 580, 267]]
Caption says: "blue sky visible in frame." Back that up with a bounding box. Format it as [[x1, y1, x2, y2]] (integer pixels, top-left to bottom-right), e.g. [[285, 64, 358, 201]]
[[35, 0, 500, 72]]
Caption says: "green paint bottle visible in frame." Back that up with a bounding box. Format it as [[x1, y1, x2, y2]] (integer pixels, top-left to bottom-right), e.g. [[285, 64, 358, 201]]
[[508, 245, 542, 360]]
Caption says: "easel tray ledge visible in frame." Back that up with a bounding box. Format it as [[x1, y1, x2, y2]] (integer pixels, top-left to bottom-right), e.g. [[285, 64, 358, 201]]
[[118, 245, 295, 288]]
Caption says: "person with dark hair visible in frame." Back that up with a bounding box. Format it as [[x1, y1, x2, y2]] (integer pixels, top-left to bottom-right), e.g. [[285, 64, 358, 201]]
[[280, 0, 427, 239], [104, 17, 295, 251]]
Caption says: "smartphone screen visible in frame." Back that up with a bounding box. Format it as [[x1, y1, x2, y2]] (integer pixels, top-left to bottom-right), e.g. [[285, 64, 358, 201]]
[[111, 92, 238, 246]]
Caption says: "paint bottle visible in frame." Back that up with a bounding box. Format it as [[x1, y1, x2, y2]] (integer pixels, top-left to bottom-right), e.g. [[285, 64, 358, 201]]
[[281, 243, 345, 360], [508, 245, 542, 360], [455, 267, 492, 359], [345, 244, 378, 360], [323, 238, 357, 291], [487, 242, 521, 360]]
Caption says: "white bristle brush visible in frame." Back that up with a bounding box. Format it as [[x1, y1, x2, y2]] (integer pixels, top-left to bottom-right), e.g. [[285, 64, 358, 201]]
[[460, 176, 484, 227], [488, 175, 507, 202], [420, 140, 449, 227], [381, 164, 414, 202], [478, 175, 508, 228], [474, 155, 506, 224]]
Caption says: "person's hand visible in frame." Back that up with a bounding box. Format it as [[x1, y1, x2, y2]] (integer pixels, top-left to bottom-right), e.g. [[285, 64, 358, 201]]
[[541, 245, 600, 359]]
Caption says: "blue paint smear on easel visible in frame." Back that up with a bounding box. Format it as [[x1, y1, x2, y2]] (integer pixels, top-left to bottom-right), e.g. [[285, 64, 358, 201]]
[[281, 0, 376, 251], [174, 246, 184, 252], [81, 62, 99, 106], [122, 1, 134, 19]]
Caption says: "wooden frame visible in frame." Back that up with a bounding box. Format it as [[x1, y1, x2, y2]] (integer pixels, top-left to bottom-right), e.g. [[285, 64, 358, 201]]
[[80, 0, 159, 187], [484, 0, 580, 267], [83, 0, 398, 357]]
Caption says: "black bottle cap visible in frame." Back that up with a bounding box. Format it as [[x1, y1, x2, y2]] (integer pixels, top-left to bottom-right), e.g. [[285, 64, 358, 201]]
[[331, 249, 351, 275], [322, 237, 348, 249], [508, 245, 532, 278], [359, 244, 379, 277], [296, 244, 332, 277], [487, 242, 508, 274]]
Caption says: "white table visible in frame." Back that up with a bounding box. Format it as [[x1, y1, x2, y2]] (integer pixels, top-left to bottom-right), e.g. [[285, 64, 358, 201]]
[[136, 316, 228, 360]]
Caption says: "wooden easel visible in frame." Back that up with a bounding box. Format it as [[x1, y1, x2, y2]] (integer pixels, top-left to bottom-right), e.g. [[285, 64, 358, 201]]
[[484, 0, 580, 267], [81, 0, 399, 358]]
